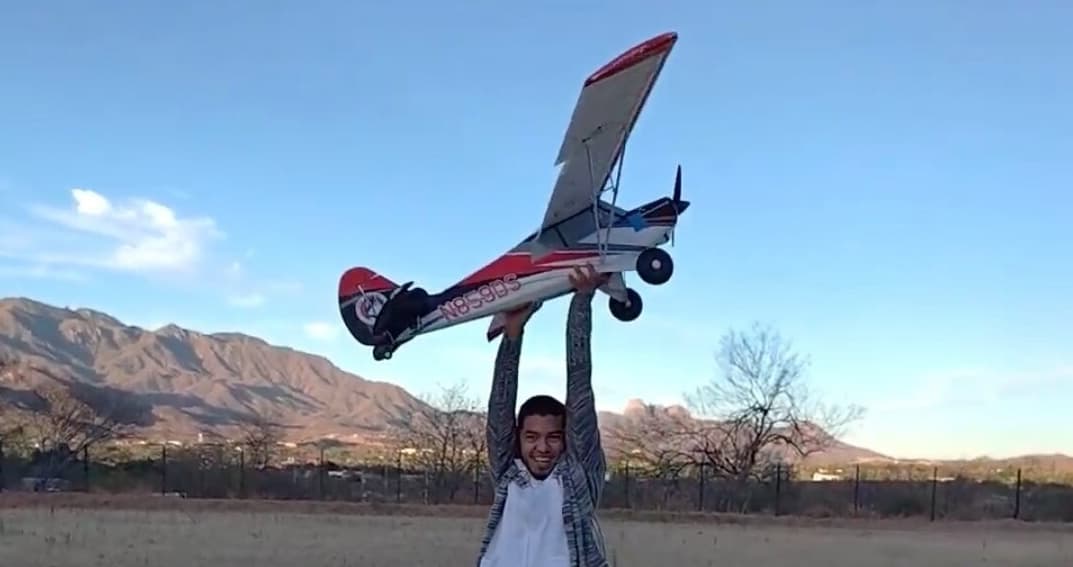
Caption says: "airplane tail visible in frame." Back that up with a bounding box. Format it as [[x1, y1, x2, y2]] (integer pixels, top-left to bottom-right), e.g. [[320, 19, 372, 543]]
[[338, 267, 400, 346]]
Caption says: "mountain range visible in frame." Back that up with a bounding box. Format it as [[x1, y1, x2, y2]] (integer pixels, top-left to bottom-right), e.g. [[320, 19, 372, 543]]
[[1, 296, 1070, 471]]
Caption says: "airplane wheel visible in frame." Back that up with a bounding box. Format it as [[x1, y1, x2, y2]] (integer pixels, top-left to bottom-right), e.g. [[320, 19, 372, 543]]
[[609, 288, 643, 322], [636, 248, 673, 285]]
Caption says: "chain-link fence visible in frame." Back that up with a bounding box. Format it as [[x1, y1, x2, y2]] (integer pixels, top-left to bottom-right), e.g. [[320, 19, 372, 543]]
[[2, 441, 1070, 522]]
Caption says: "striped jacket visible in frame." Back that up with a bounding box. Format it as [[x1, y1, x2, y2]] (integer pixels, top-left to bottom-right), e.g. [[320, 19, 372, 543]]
[[476, 290, 608, 567]]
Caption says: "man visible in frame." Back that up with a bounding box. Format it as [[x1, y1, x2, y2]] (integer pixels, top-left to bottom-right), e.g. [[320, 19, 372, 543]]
[[476, 264, 609, 567]]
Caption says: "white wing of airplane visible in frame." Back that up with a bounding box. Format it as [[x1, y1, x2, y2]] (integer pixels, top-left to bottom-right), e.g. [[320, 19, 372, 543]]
[[537, 31, 678, 233]]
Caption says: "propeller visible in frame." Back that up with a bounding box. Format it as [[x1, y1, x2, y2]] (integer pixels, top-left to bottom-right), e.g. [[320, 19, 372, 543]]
[[673, 164, 682, 203], [670, 164, 683, 246]]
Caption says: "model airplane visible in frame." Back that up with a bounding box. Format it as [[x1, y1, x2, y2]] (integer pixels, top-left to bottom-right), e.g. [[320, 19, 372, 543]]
[[338, 31, 689, 361]]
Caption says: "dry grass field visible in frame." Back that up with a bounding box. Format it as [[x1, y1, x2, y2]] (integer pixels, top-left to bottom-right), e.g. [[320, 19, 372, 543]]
[[1, 495, 1071, 566]]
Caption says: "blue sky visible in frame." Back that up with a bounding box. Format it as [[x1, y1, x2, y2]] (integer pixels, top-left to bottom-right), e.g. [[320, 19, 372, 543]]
[[1, 1, 1070, 460]]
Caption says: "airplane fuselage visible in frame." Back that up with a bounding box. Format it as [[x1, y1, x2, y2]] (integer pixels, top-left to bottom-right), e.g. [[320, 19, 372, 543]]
[[394, 194, 687, 343]]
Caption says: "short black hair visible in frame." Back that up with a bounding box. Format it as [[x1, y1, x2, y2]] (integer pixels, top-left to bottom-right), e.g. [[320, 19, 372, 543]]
[[516, 394, 566, 429]]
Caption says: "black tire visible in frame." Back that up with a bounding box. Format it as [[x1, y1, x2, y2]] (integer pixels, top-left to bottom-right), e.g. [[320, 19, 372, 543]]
[[636, 248, 673, 285], [609, 288, 643, 322], [373, 346, 393, 361]]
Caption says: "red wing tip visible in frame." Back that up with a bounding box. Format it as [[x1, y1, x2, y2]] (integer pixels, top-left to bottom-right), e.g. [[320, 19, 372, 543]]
[[584, 31, 678, 87]]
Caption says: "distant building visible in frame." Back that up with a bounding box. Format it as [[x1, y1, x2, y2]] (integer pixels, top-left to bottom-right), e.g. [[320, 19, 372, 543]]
[[811, 470, 844, 481]]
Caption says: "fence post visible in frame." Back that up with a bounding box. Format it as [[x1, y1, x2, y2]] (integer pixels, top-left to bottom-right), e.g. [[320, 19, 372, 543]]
[[238, 448, 246, 499], [395, 450, 402, 503], [318, 446, 326, 500], [83, 446, 90, 492], [161, 445, 167, 495], [853, 464, 860, 514], [774, 463, 782, 516], [1013, 468, 1022, 520], [929, 466, 938, 522], [624, 460, 631, 509], [697, 460, 706, 512], [473, 454, 480, 505]]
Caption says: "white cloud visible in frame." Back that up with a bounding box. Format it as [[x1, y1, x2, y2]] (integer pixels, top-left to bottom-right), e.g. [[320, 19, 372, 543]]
[[72, 188, 110, 216], [217, 260, 302, 308], [303, 321, 341, 341], [0, 263, 88, 282], [0, 185, 313, 309], [28, 188, 222, 274], [227, 292, 266, 308]]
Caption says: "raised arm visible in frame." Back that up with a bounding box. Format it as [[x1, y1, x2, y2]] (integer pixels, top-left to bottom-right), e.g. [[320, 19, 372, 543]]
[[565, 288, 606, 497], [486, 332, 521, 482]]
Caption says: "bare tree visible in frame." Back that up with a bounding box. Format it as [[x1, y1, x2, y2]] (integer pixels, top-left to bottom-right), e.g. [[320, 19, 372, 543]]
[[398, 381, 486, 504], [237, 409, 285, 469], [683, 323, 864, 510], [605, 410, 698, 508], [0, 358, 134, 480], [606, 410, 695, 478], [0, 357, 29, 451], [461, 408, 488, 483]]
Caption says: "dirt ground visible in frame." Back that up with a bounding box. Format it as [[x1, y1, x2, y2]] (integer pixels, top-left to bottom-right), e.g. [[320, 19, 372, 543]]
[[1, 494, 1070, 566]]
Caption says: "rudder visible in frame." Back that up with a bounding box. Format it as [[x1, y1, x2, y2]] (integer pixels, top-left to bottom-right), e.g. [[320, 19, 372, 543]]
[[338, 267, 399, 346]]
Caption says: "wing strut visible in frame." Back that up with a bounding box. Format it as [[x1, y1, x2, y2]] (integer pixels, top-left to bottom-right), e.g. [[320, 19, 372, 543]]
[[589, 138, 625, 261]]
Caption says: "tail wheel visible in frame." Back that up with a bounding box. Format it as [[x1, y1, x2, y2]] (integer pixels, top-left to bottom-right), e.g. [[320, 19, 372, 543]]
[[373, 345, 393, 361], [609, 288, 643, 322], [636, 248, 673, 285]]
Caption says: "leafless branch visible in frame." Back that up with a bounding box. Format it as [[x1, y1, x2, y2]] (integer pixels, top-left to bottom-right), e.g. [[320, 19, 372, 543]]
[[0, 356, 135, 478], [396, 380, 486, 503], [684, 323, 865, 486], [237, 409, 285, 469]]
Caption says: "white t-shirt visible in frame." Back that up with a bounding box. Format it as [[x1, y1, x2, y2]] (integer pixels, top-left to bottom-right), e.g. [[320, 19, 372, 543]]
[[480, 460, 571, 567]]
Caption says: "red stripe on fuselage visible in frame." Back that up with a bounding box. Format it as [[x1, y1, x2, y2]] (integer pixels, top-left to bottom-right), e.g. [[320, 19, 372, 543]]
[[458, 251, 601, 286]]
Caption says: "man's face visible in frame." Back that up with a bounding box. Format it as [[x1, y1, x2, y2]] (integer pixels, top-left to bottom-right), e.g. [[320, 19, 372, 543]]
[[518, 413, 565, 478]]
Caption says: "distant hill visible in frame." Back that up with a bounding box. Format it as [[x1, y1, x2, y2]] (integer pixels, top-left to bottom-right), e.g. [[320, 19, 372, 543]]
[[0, 297, 424, 444], [1, 296, 1070, 473], [596, 398, 892, 466]]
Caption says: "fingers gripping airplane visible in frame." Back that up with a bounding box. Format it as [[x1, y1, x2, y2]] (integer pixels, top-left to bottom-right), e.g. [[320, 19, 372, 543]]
[[337, 31, 689, 361]]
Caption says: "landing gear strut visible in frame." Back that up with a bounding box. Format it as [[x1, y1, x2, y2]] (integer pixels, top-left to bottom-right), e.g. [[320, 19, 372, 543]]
[[609, 288, 643, 322], [636, 247, 673, 285]]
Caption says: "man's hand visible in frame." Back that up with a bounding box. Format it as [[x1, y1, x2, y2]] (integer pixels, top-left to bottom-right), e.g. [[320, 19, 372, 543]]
[[569, 264, 608, 293], [502, 303, 536, 339], [502, 265, 605, 339]]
